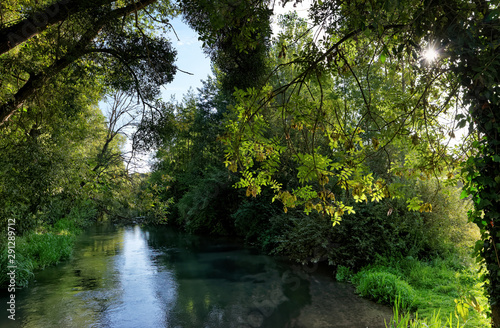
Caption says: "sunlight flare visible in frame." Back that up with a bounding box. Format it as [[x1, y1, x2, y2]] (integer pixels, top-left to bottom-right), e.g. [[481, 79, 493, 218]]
[[423, 46, 439, 62]]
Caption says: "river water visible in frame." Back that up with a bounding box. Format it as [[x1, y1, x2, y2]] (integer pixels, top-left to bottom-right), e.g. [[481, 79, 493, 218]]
[[1, 224, 392, 327]]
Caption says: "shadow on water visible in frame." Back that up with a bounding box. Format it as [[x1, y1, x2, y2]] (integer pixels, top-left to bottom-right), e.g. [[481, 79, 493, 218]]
[[1, 223, 392, 328]]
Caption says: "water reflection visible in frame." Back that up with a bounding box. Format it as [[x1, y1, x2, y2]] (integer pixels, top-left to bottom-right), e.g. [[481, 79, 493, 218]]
[[102, 225, 176, 327], [0, 224, 392, 328], [140, 226, 310, 327]]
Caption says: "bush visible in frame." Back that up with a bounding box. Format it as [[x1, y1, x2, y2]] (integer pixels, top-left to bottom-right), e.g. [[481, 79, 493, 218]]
[[327, 197, 426, 269], [415, 180, 479, 255], [270, 210, 334, 264], [66, 199, 98, 227], [335, 265, 352, 282], [232, 196, 282, 250], [176, 168, 239, 235], [353, 270, 416, 310]]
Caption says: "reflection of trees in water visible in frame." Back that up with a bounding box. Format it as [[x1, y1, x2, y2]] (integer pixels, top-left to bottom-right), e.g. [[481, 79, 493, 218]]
[[6, 225, 391, 327], [75, 227, 124, 290], [145, 225, 313, 328], [255, 267, 311, 328], [132, 225, 314, 327], [141, 225, 202, 250], [13, 225, 125, 327]]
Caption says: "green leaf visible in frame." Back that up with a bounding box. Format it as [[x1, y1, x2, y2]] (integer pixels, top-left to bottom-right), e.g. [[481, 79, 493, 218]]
[[456, 119, 467, 129], [455, 300, 470, 321], [377, 23, 384, 36], [460, 189, 469, 199]]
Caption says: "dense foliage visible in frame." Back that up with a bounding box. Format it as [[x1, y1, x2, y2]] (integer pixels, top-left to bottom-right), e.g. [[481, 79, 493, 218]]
[[1, 0, 499, 326]]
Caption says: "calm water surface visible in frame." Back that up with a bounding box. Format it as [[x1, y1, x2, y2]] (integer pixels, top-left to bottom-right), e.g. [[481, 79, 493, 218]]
[[1, 224, 392, 327]]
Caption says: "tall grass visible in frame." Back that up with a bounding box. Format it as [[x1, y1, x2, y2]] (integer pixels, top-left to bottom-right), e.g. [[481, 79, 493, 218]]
[[0, 217, 85, 287], [0, 230, 76, 287], [351, 269, 415, 310], [386, 296, 464, 328]]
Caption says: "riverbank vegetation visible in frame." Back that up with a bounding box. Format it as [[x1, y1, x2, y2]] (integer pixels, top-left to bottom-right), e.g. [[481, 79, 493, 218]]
[[0, 216, 84, 287], [136, 11, 491, 326], [339, 257, 488, 327], [1, 0, 499, 327]]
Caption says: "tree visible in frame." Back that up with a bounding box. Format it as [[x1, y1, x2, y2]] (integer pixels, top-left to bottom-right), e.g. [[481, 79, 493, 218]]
[[0, 0, 111, 55], [307, 0, 500, 322], [224, 10, 456, 220], [97, 92, 143, 174], [0, 67, 119, 232], [179, 0, 273, 94], [0, 0, 178, 126], [142, 77, 240, 231]]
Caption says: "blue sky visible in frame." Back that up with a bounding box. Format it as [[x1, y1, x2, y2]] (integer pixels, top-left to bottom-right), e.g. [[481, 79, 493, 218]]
[[161, 17, 212, 102]]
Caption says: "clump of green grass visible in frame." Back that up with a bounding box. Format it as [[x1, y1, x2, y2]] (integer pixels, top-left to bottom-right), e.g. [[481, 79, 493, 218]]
[[0, 217, 82, 288], [20, 232, 75, 269], [352, 269, 416, 310], [335, 265, 353, 282]]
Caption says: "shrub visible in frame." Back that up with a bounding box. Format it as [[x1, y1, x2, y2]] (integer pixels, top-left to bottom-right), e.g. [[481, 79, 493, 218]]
[[66, 199, 98, 227], [335, 265, 352, 282], [232, 196, 281, 249], [328, 197, 425, 269], [270, 211, 334, 264], [415, 180, 479, 255], [176, 168, 239, 235]]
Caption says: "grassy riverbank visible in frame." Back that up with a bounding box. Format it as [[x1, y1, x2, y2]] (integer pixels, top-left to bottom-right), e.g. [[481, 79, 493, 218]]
[[337, 255, 489, 327], [0, 216, 90, 288]]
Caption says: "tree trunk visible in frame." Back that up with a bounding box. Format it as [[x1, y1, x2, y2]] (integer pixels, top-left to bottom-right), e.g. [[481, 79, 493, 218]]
[[455, 3, 500, 325], [467, 87, 500, 327]]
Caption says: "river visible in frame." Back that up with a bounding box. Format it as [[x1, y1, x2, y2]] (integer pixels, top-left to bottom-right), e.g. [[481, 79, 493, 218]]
[[1, 224, 392, 327]]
